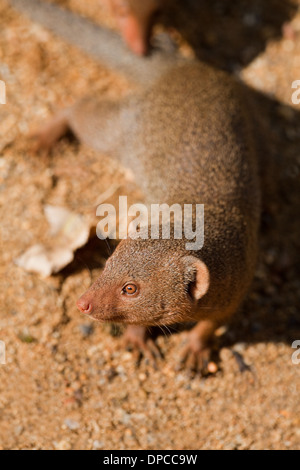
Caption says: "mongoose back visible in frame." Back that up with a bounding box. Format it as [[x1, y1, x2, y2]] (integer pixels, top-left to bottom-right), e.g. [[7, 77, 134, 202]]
[[10, 0, 261, 373]]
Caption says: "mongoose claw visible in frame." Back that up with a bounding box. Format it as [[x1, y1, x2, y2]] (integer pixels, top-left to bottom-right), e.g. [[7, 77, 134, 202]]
[[179, 344, 219, 377], [123, 325, 163, 369]]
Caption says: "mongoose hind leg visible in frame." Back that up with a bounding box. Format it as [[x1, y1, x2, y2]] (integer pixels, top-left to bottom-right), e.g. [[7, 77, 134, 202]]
[[123, 325, 163, 369], [180, 320, 219, 376], [30, 110, 69, 156]]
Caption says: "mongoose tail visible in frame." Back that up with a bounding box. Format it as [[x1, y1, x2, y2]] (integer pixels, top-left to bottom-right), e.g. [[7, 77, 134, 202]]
[[7, 0, 177, 84]]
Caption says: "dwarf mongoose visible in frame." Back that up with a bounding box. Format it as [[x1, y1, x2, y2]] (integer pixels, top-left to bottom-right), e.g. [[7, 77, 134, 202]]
[[9, 0, 261, 374]]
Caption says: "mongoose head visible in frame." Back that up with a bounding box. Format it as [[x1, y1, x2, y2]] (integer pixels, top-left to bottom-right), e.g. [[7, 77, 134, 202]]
[[110, 0, 162, 56], [77, 237, 210, 326]]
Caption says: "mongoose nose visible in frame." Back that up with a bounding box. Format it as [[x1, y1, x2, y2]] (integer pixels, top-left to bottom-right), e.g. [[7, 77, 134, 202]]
[[76, 296, 93, 315]]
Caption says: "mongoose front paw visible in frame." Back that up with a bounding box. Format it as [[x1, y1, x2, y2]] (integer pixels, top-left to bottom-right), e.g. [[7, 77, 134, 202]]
[[123, 325, 163, 369], [179, 342, 219, 377]]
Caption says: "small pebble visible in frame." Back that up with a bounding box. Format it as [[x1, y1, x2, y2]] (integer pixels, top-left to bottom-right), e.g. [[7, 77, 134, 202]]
[[64, 419, 80, 431], [79, 324, 94, 337]]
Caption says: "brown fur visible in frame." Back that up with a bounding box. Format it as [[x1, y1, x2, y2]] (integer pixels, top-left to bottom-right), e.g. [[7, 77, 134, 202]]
[[34, 62, 261, 373]]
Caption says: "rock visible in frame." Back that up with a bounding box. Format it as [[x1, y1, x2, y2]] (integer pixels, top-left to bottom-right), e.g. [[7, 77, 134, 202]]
[[64, 419, 80, 431]]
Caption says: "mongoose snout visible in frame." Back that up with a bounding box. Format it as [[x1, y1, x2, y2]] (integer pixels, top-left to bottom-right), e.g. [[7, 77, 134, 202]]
[[76, 296, 93, 316]]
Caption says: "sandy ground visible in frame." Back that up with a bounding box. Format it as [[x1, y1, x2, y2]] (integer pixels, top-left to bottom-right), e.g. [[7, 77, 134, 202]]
[[0, 0, 299, 450]]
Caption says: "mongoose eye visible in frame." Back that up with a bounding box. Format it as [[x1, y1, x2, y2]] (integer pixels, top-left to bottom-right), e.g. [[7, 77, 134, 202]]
[[122, 283, 137, 295]]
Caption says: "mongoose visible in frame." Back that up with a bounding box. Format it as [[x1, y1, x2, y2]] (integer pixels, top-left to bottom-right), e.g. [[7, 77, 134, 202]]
[[9, 0, 261, 374], [109, 0, 164, 55]]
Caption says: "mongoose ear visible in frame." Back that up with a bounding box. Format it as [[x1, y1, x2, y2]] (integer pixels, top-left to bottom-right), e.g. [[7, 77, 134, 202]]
[[183, 256, 210, 301]]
